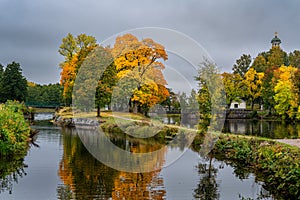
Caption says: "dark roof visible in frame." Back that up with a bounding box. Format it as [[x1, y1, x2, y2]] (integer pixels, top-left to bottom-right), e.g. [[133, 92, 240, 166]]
[[271, 36, 281, 44]]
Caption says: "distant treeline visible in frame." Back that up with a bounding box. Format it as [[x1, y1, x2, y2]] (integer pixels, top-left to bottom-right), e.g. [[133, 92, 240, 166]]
[[0, 61, 63, 108], [26, 82, 63, 108]]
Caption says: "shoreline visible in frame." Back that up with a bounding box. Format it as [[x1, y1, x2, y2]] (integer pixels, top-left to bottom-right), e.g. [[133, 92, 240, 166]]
[[51, 111, 300, 198], [276, 138, 300, 148]]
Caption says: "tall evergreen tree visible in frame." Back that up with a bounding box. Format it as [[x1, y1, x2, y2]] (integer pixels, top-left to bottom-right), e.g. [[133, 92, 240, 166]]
[[0, 62, 27, 102]]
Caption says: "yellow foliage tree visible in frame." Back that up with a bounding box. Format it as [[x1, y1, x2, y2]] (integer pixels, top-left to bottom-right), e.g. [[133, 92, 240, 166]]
[[112, 34, 169, 114], [274, 65, 299, 119], [243, 68, 264, 110], [221, 72, 243, 108], [59, 33, 97, 105]]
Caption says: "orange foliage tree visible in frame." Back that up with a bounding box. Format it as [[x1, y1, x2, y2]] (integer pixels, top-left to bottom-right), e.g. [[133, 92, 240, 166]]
[[112, 34, 169, 115], [59, 33, 97, 105]]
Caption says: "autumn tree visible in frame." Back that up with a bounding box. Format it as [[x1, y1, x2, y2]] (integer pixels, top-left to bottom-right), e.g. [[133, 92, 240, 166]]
[[274, 65, 299, 119], [59, 33, 97, 105], [0, 62, 27, 103], [267, 46, 288, 68], [111, 34, 169, 115], [251, 55, 268, 73], [243, 68, 264, 110], [221, 72, 244, 108], [232, 54, 251, 78], [295, 69, 300, 119]]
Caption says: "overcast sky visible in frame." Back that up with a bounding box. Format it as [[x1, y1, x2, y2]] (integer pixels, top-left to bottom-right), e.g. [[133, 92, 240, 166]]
[[1, 0, 300, 84]]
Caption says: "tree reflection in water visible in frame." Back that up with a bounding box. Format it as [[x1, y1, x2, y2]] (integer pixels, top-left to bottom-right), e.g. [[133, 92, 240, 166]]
[[194, 153, 220, 200], [58, 128, 166, 199], [0, 158, 27, 195]]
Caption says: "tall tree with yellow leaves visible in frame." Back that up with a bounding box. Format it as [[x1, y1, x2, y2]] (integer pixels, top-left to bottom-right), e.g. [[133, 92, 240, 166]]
[[112, 34, 169, 114], [274, 65, 299, 119], [243, 68, 264, 110], [59, 33, 97, 105]]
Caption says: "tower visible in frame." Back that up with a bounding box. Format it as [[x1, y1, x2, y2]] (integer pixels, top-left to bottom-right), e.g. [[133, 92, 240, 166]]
[[271, 32, 281, 47]]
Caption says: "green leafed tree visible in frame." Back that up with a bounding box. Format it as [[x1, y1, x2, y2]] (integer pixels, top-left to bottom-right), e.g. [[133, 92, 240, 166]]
[[251, 55, 268, 73], [261, 66, 277, 115], [232, 54, 251, 78], [95, 48, 118, 116], [26, 83, 63, 107], [196, 60, 226, 134], [267, 46, 288, 68], [0, 62, 27, 103], [289, 50, 300, 69], [0, 63, 4, 81]]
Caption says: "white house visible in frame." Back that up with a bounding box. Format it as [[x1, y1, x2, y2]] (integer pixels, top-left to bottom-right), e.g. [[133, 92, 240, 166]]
[[230, 99, 246, 109]]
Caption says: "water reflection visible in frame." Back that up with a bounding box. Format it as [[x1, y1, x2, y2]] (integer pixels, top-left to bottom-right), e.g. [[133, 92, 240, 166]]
[[163, 116, 300, 139], [194, 155, 219, 200], [0, 158, 27, 194], [0, 123, 280, 199], [58, 128, 166, 199], [223, 120, 300, 139]]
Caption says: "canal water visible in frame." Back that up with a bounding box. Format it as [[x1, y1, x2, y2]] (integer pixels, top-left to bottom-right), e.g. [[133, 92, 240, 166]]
[[0, 114, 278, 199], [163, 115, 300, 139]]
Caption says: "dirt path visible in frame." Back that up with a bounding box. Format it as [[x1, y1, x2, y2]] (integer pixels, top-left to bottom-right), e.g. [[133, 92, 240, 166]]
[[275, 139, 300, 148]]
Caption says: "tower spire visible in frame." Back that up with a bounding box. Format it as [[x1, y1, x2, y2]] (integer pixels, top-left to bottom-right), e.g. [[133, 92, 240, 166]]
[[271, 32, 281, 47]]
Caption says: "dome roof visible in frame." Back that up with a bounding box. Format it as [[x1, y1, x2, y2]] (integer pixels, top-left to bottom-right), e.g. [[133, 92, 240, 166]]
[[271, 36, 281, 43], [271, 32, 281, 45]]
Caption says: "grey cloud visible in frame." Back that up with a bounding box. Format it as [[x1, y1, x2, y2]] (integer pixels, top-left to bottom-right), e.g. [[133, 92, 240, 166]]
[[1, 0, 300, 84]]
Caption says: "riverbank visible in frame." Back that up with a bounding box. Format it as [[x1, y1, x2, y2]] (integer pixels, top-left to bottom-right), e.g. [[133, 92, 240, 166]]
[[53, 109, 300, 198], [203, 134, 300, 199]]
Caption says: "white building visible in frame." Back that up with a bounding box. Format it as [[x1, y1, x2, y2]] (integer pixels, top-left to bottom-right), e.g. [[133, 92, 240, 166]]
[[230, 99, 246, 109]]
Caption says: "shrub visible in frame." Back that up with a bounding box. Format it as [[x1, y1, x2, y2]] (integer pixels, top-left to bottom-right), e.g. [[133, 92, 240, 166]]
[[213, 134, 300, 198], [0, 101, 30, 157]]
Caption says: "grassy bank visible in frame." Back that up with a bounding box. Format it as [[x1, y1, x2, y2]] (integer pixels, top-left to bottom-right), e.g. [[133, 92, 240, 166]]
[[192, 134, 300, 199]]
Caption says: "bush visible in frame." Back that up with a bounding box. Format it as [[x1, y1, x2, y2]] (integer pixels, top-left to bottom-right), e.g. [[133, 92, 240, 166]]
[[0, 101, 30, 157], [213, 134, 300, 199]]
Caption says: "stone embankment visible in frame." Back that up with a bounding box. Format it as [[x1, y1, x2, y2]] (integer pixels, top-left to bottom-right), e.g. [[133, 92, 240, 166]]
[[52, 114, 100, 129], [226, 109, 253, 119]]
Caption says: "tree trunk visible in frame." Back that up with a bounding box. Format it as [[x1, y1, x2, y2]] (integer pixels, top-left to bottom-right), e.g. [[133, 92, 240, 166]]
[[97, 105, 100, 117], [133, 101, 138, 114], [208, 153, 213, 178]]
